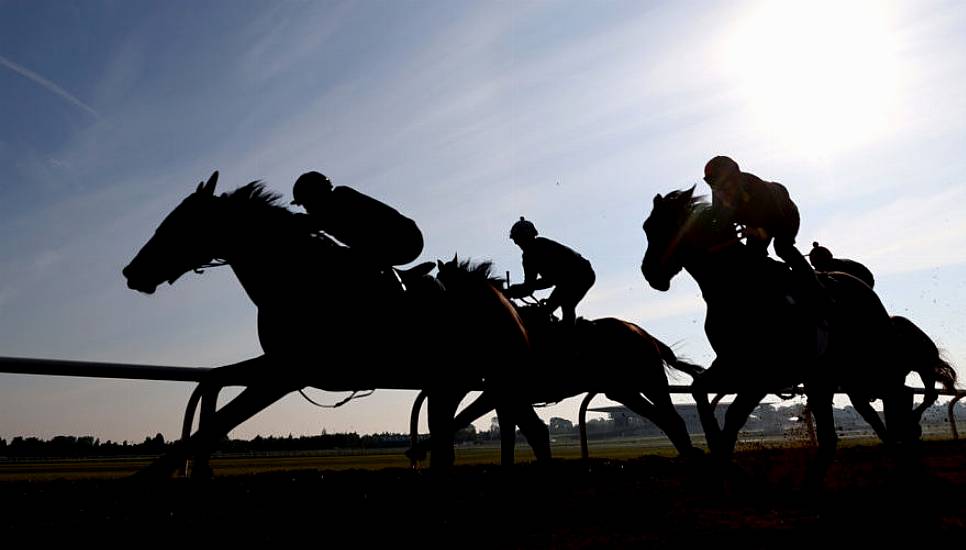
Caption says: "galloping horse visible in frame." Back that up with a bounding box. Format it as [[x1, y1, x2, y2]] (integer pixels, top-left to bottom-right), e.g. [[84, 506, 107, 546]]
[[640, 187, 917, 476], [122, 172, 534, 476], [407, 258, 705, 463]]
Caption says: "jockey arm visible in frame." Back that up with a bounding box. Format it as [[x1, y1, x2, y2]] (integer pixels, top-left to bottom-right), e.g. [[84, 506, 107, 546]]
[[506, 255, 554, 298], [506, 277, 553, 299]]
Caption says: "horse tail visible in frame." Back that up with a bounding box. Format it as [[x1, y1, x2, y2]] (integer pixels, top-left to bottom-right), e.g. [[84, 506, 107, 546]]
[[893, 315, 959, 391], [655, 337, 706, 378], [934, 355, 959, 392]]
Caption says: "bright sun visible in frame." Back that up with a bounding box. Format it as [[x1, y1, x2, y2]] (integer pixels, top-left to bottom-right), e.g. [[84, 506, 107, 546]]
[[721, 1, 902, 154]]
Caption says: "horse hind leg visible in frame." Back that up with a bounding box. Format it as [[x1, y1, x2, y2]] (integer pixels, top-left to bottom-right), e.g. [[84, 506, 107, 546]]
[[884, 384, 915, 444], [606, 390, 698, 457], [911, 371, 937, 426], [513, 403, 551, 463], [848, 392, 890, 445], [717, 390, 767, 459], [640, 366, 702, 457]]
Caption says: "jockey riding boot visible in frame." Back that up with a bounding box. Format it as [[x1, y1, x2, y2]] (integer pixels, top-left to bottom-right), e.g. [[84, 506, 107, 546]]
[[778, 243, 831, 355]]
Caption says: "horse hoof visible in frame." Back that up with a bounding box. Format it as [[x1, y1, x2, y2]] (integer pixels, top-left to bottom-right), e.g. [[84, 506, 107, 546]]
[[404, 447, 428, 463], [908, 424, 923, 441]]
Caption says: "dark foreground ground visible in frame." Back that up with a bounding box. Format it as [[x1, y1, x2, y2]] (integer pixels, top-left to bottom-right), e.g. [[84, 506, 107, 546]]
[[1, 440, 964, 548]]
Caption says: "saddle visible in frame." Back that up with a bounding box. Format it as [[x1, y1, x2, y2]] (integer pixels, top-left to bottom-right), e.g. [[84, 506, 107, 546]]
[[514, 302, 593, 354]]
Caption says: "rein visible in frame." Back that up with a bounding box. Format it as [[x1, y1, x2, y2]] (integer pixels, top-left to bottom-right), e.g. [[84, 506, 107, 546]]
[[193, 259, 229, 274], [299, 388, 376, 408]]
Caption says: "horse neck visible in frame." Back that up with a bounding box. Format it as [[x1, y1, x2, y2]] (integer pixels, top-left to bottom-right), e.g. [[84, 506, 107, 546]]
[[677, 214, 755, 303], [684, 253, 740, 301], [217, 206, 301, 310], [448, 276, 526, 340]]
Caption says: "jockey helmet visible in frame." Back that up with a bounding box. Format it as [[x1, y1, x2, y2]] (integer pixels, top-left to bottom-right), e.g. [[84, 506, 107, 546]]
[[808, 242, 833, 267], [291, 171, 333, 206], [704, 156, 740, 188], [510, 217, 538, 241]]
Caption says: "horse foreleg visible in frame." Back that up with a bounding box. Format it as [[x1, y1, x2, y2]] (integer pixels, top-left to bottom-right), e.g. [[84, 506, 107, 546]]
[[188, 356, 268, 478], [717, 390, 767, 459], [135, 384, 292, 479], [426, 389, 466, 469], [804, 389, 837, 487], [408, 391, 496, 464], [495, 404, 517, 466], [692, 386, 721, 455], [190, 382, 224, 479]]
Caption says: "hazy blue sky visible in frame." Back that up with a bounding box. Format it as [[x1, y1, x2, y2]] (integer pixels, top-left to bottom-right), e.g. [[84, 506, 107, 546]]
[[2, 0, 966, 442]]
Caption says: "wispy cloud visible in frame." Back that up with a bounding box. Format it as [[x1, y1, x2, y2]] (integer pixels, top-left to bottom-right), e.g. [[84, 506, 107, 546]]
[[813, 185, 966, 275], [0, 54, 99, 118]]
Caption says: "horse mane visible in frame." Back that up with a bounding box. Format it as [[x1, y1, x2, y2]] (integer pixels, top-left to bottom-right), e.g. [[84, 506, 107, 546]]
[[218, 181, 302, 242], [448, 258, 506, 285], [668, 187, 710, 214], [222, 181, 288, 211]]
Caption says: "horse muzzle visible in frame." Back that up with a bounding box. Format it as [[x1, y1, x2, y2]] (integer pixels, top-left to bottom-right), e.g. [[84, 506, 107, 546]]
[[647, 277, 671, 292], [122, 264, 159, 294], [641, 259, 671, 291]]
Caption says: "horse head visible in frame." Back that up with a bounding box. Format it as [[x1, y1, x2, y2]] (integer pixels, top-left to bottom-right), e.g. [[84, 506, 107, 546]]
[[641, 186, 744, 292], [123, 171, 222, 294], [640, 186, 701, 291]]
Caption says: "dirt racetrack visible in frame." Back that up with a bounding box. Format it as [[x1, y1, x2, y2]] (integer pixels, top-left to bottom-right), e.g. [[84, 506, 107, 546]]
[[1, 439, 963, 548]]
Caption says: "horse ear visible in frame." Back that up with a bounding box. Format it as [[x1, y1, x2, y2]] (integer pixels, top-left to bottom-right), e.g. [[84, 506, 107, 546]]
[[685, 185, 696, 198], [452, 252, 458, 265], [202, 171, 219, 195], [653, 193, 663, 205], [437, 260, 445, 271]]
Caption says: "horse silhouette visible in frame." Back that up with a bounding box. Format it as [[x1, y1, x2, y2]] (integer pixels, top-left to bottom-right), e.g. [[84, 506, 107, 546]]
[[640, 187, 919, 479], [406, 258, 705, 464], [429, 257, 553, 465], [122, 172, 533, 476]]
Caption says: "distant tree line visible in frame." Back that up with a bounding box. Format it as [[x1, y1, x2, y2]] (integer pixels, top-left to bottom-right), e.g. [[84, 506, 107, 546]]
[[0, 426, 482, 459], [2, 402, 962, 458], [0, 434, 168, 458]]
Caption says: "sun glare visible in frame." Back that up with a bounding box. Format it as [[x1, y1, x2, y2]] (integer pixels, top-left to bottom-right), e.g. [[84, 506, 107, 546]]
[[721, 1, 902, 155]]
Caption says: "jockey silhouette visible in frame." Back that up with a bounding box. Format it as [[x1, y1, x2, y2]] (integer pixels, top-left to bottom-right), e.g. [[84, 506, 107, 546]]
[[704, 156, 829, 344], [291, 171, 424, 289], [809, 242, 875, 288], [504, 217, 595, 327], [703, 156, 809, 273]]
